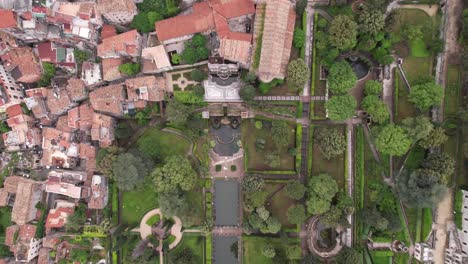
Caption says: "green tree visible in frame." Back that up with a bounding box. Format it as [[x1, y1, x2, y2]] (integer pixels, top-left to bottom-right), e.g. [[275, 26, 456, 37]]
[[168, 248, 199, 264], [422, 153, 455, 185], [402, 25, 423, 41], [362, 95, 390, 124], [287, 204, 308, 225], [419, 127, 448, 149], [336, 247, 361, 264], [307, 193, 331, 215], [314, 127, 346, 159], [242, 176, 265, 193], [262, 245, 276, 258], [181, 34, 209, 64], [307, 174, 338, 215], [70, 249, 89, 263], [97, 146, 120, 178], [375, 124, 411, 156], [119, 63, 140, 75], [409, 82, 444, 110], [328, 15, 358, 50], [159, 191, 198, 227], [38, 62, 56, 87], [239, 84, 256, 102], [287, 59, 309, 92], [152, 155, 197, 193], [193, 85, 205, 97], [266, 153, 281, 168], [285, 181, 306, 200], [358, 8, 385, 36], [327, 94, 357, 121], [271, 120, 291, 148], [293, 28, 305, 49], [256, 207, 270, 221], [266, 216, 281, 233], [166, 99, 191, 127], [131, 12, 152, 32], [321, 206, 347, 228], [295, 0, 307, 15], [248, 212, 265, 229], [360, 207, 389, 230], [328, 61, 357, 94], [73, 49, 90, 64], [286, 245, 302, 260], [112, 152, 152, 191], [401, 116, 434, 142], [66, 204, 86, 232], [190, 69, 206, 82], [396, 169, 448, 208], [364, 80, 383, 95], [243, 71, 257, 84]]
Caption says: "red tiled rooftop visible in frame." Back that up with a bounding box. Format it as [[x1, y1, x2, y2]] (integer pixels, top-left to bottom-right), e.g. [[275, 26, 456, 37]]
[[0, 9, 17, 29], [97, 29, 140, 57], [101, 24, 117, 39], [45, 207, 74, 228], [6, 104, 23, 118]]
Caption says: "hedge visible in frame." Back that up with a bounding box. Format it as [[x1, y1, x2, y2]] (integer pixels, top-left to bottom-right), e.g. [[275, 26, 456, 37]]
[[307, 125, 314, 176], [295, 124, 303, 171], [310, 12, 319, 119], [205, 235, 212, 264], [372, 250, 394, 257], [454, 189, 463, 229], [415, 208, 422, 242], [355, 126, 365, 209], [393, 68, 399, 119]]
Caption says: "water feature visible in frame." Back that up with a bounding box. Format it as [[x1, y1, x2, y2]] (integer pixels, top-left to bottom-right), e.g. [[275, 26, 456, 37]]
[[346, 56, 370, 80], [214, 180, 239, 226], [211, 123, 241, 157], [213, 236, 238, 264]]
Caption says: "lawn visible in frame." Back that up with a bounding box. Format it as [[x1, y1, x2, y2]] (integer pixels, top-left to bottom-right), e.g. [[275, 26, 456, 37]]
[[136, 128, 190, 162], [168, 233, 205, 263], [242, 119, 296, 172], [0, 208, 11, 243], [444, 65, 461, 116], [310, 125, 345, 189], [421, 208, 433, 241], [185, 186, 204, 226], [242, 236, 299, 264], [121, 182, 159, 225], [313, 102, 326, 119], [264, 182, 297, 229], [409, 39, 429, 58]]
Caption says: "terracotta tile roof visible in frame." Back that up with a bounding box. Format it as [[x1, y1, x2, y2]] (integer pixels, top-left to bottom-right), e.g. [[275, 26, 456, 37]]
[[210, 0, 255, 19], [5, 225, 19, 247], [6, 104, 23, 118], [66, 103, 93, 131], [97, 30, 141, 57], [45, 207, 74, 228], [0, 189, 8, 206], [3, 176, 26, 194], [45, 88, 74, 116], [89, 84, 124, 116], [37, 42, 56, 63], [2, 47, 42, 83], [125, 76, 166, 102], [37, 248, 50, 264], [97, 0, 137, 14], [219, 37, 251, 65], [11, 182, 43, 225], [101, 58, 123, 81], [155, 2, 215, 42], [91, 113, 114, 147], [256, 0, 295, 82], [79, 143, 96, 159], [25, 88, 48, 98], [55, 116, 74, 133], [18, 224, 36, 241], [101, 24, 117, 39], [66, 78, 87, 101], [0, 9, 17, 28]]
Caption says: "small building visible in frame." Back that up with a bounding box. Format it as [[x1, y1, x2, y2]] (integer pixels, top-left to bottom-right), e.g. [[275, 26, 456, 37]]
[[87, 175, 108, 209], [0, 64, 23, 112], [141, 45, 173, 73], [67, 103, 94, 132], [2, 104, 42, 151], [458, 190, 468, 255], [101, 57, 123, 82], [5, 224, 42, 262], [89, 83, 125, 117], [91, 113, 115, 147], [45, 170, 88, 199], [45, 205, 74, 234], [203, 62, 241, 102], [414, 243, 433, 263], [0, 47, 42, 83], [125, 75, 166, 106], [40, 127, 77, 169], [0, 8, 46, 43], [45, 87, 78, 117], [97, 0, 138, 25], [97, 29, 142, 58], [81, 62, 102, 86]]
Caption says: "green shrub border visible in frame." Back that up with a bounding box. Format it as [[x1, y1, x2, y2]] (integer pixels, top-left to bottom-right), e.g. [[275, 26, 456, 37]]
[[355, 126, 365, 209], [295, 124, 303, 172], [393, 68, 399, 119], [307, 125, 314, 176], [455, 189, 463, 229]]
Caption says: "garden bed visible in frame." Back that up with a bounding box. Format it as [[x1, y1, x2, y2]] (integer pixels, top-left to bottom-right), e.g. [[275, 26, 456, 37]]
[[168, 233, 205, 263], [242, 119, 296, 172], [242, 236, 300, 264], [264, 182, 297, 229]]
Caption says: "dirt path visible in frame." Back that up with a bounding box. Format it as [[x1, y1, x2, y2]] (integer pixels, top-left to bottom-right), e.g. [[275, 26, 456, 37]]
[[442, 0, 463, 65], [433, 190, 454, 263]]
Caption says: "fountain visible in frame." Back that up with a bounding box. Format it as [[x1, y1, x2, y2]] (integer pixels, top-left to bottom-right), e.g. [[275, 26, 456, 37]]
[[346, 56, 370, 80]]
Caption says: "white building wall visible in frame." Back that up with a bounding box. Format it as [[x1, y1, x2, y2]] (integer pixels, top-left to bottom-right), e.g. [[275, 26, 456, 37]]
[[459, 190, 468, 255]]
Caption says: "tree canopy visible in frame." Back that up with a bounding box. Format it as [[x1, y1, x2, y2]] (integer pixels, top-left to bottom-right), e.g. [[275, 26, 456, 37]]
[[314, 127, 346, 159], [336, 247, 361, 264], [159, 191, 198, 227], [364, 80, 383, 95], [419, 127, 448, 149], [271, 120, 292, 148], [401, 116, 434, 142], [287, 59, 309, 92], [375, 124, 411, 156], [362, 95, 390, 124], [409, 82, 444, 110], [287, 204, 308, 225], [293, 28, 305, 49], [396, 169, 448, 208], [328, 61, 357, 94], [181, 34, 209, 64], [239, 84, 256, 102], [307, 174, 339, 215], [422, 153, 455, 185], [119, 63, 140, 75], [131, 11, 163, 32], [242, 176, 265, 193], [112, 152, 153, 191], [152, 155, 197, 193], [285, 182, 306, 200], [328, 15, 358, 50], [358, 8, 385, 36], [166, 99, 191, 127], [327, 94, 357, 121]]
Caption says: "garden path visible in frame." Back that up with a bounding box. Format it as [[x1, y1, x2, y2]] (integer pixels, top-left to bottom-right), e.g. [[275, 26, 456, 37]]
[[302, 7, 314, 97], [382, 61, 397, 122], [385, 2, 438, 17], [167, 69, 199, 92], [345, 122, 354, 247]]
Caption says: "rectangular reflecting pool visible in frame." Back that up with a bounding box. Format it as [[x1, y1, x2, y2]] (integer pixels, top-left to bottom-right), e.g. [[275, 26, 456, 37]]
[[213, 236, 239, 264], [214, 179, 239, 226]]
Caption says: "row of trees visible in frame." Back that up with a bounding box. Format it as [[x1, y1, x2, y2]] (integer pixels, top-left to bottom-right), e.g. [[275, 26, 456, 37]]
[[131, 0, 179, 32], [326, 61, 358, 121]]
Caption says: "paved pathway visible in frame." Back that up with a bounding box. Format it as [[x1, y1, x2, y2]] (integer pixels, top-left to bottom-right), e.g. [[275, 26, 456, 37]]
[[382, 62, 397, 122], [212, 227, 243, 236], [345, 122, 354, 247], [302, 7, 314, 98]]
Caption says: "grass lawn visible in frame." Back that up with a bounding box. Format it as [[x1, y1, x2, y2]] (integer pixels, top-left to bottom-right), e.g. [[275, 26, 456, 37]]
[[313, 102, 326, 119], [409, 39, 429, 57], [310, 125, 345, 189], [264, 182, 297, 229], [0, 208, 11, 243], [185, 186, 204, 226], [168, 233, 205, 262], [121, 182, 159, 225], [137, 128, 190, 161], [444, 65, 461, 116], [243, 236, 299, 264], [421, 208, 433, 241], [314, 65, 327, 97], [242, 119, 296, 172]]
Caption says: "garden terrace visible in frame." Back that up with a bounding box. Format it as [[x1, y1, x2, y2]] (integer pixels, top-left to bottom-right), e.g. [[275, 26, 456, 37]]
[[242, 119, 296, 173], [310, 125, 346, 189], [242, 236, 300, 264]]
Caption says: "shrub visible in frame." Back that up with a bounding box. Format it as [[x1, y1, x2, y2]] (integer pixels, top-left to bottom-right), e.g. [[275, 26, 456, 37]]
[[230, 165, 236, 171], [215, 165, 222, 172], [255, 121, 263, 129]]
